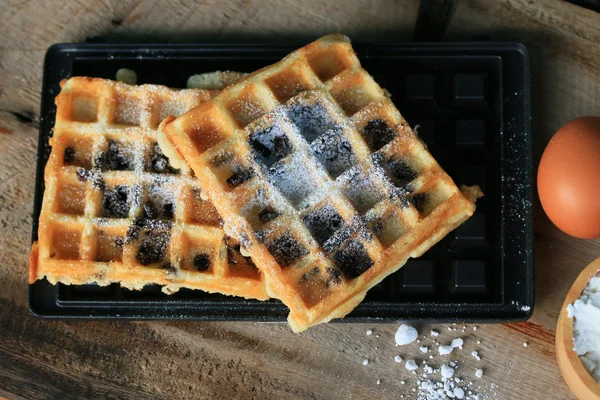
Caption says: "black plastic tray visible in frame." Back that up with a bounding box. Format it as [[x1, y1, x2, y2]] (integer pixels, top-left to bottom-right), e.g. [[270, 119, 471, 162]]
[[30, 40, 533, 323]]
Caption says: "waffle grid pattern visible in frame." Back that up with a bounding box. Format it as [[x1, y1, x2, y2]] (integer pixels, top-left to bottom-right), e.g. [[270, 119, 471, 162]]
[[30, 77, 268, 300], [163, 34, 480, 331]]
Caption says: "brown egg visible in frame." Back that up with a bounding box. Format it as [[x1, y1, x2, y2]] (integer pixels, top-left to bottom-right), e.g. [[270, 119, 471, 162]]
[[538, 116, 600, 238]]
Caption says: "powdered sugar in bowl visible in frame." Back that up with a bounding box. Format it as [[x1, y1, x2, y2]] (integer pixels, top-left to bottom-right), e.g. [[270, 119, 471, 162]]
[[556, 256, 600, 399]]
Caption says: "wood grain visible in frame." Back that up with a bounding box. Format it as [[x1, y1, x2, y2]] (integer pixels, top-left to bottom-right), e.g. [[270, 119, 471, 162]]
[[1, 0, 599, 398]]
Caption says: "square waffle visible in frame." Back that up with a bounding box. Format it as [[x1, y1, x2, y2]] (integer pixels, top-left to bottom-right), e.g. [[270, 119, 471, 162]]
[[162, 34, 482, 332], [30, 75, 269, 300]]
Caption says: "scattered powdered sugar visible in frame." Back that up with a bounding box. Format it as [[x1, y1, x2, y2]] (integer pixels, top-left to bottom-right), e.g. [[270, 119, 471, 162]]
[[383, 324, 494, 399], [510, 300, 533, 313], [396, 324, 419, 346], [114, 94, 142, 126], [268, 152, 320, 209], [431, 330, 440, 337], [441, 364, 454, 379], [454, 387, 465, 399], [405, 359, 419, 371], [415, 360, 484, 400]]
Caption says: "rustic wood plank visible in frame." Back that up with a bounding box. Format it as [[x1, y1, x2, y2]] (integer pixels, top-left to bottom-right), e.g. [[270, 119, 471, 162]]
[[1, 0, 599, 398]]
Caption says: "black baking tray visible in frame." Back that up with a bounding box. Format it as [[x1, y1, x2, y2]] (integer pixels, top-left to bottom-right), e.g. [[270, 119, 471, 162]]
[[30, 39, 533, 323]]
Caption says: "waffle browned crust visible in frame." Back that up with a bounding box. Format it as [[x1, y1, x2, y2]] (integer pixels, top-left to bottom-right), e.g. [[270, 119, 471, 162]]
[[30, 76, 268, 300], [162, 34, 482, 332]]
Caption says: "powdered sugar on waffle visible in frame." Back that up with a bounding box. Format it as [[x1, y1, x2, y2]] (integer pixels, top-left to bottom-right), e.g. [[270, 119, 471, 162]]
[[268, 154, 321, 209]]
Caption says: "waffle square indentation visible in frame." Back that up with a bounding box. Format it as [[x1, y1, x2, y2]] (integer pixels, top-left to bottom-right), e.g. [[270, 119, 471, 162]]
[[376, 154, 418, 192], [61, 138, 94, 169], [450, 213, 487, 250], [401, 260, 435, 294], [360, 119, 396, 152], [339, 166, 388, 214], [113, 94, 142, 126], [71, 96, 98, 123], [50, 223, 82, 260], [265, 62, 319, 103], [128, 220, 172, 266], [368, 208, 408, 248], [409, 182, 454, 218], [159, 100, 189, 123], [456, 119, 485, 145], [302, 204, 346, 246], [95, 229, 124, 262], [329, 70, 381, 116], [266, 234, 308, 267], [454, 73, 486, 103], [306, 43, 355, 82], [309, 127, 357, 179], [450, 260, 487, 294], [332, 239, 373, 279], [102, 185, 132, 218], [268, 157, 320, 209], [99, 139, 134, 171], [56, 182, 86, 216], [185, 187, 222, 226], [145, 142, 178, 174], [225, 236, 262, 280], [143, 184, 176, 220], [187, 109, 232, 154], [288, 102, 337, 144], [297, 266, 334, 308], [249, 125, 294, 168], [404, 74, 435, 101], [239, 189, 282, 231], [180, 231, 216, 273], [227, 85, 272, 127]]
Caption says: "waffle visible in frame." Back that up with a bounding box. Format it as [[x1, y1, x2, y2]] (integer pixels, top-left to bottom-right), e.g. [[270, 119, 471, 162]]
[[29, 75, 269, 300], [161, 34, 482, 332]]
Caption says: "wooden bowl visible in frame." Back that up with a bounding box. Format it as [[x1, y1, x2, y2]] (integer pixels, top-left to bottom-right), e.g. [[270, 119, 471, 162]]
[[556, 257, 600, 400]]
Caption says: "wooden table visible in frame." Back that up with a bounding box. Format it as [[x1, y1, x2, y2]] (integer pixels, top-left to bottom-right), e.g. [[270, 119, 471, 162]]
[[1, 0, 599, 398]]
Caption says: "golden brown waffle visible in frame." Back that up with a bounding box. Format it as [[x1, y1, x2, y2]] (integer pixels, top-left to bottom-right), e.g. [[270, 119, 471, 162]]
[[162, 34, 482, 332], [30, 75, 269, 300]]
